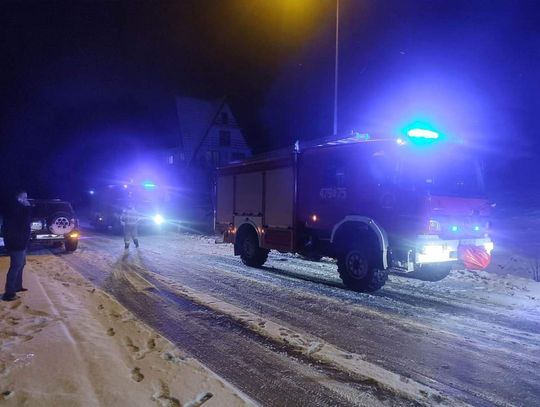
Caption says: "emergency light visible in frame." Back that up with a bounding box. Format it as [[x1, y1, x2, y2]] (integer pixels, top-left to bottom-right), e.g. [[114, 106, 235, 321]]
[[407, 128, 440, 139], [153, 214, 164, 225]]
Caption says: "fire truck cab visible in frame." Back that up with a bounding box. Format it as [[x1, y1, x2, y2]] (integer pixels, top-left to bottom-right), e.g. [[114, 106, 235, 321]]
[[215, 132, 493, 292]]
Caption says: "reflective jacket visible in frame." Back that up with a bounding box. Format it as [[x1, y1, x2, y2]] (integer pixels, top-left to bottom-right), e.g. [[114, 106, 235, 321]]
[[120, 208, 140, 226]]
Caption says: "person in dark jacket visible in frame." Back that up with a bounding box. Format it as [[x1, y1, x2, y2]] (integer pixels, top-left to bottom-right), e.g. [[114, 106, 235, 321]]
[[2, 190, 31, 301]]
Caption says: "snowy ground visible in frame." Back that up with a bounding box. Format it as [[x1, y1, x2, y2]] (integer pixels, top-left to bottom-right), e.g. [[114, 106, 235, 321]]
[[2, 229, 540, 406], [0, 253, 254, 406], [489, 207, 540, 280]]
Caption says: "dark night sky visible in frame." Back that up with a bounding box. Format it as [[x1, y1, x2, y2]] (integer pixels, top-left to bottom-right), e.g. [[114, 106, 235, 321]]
[[1, 0, 539, 203]]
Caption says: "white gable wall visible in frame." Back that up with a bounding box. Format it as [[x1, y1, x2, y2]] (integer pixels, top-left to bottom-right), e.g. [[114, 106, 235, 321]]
[[175, 97, 251, 168], [193, 103, 251, 167]]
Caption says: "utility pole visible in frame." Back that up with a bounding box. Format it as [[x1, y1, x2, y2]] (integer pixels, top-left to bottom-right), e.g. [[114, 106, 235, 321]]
[[333, 0, 340, 136]]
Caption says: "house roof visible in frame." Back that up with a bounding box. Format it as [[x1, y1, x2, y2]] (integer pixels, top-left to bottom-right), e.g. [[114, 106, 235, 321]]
[[175, 96, 225, 164]]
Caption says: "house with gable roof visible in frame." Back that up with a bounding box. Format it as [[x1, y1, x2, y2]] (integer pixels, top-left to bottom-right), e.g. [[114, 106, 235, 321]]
[[165, 96, 251, 169], [159, 97, 251, 231]]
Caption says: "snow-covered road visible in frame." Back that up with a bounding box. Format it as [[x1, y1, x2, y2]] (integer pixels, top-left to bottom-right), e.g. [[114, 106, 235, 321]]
[[50, 230, 540, 406]]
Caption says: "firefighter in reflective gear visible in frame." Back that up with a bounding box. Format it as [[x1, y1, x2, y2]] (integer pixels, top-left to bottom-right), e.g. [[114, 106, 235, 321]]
[[120, 206, 140, 249]]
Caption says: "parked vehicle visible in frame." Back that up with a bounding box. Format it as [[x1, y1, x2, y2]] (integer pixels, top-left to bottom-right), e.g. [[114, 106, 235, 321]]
[[90, 183, 168, 232], [0, 199, 80, 252], [215, 131, 494, 292]]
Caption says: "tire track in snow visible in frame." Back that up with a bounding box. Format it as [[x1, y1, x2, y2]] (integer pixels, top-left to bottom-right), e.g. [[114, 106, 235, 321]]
[[70, 232, 540, 406], [55, 242, 415, 406]]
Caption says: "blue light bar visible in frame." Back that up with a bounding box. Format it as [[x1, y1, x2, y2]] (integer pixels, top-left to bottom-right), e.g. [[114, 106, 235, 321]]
[[142, 182, 156, 189], [407, 128, 440, 139]]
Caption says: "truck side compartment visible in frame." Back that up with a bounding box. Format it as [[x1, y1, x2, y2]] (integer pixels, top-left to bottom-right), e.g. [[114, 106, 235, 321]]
[[215, 154, 296, 253]]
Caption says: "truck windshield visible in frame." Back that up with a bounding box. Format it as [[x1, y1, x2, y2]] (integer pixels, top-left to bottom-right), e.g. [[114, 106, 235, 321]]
[[399, 156, 485, 198]]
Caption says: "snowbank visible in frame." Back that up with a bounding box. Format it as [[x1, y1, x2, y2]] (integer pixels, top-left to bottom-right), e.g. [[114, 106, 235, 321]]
[[0, 254, 254, 407]]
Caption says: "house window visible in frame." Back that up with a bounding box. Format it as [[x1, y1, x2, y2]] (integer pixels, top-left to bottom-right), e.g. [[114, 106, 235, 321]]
[[205, 151, 220, 166], [219, 130, 231, 147], [221, 111, 229, 124], [168, 155, 174, 164], [231, 152, 245, 161]]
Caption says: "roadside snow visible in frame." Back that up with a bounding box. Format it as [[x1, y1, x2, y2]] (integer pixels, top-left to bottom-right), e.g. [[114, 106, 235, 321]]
[[145, 270, 458, 406], [0, 254, 255, 407]]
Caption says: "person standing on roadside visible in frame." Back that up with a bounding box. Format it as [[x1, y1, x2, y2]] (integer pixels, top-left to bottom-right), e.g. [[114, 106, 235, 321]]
[[2, 190, 31, 301], [120, 205, 140, 249]]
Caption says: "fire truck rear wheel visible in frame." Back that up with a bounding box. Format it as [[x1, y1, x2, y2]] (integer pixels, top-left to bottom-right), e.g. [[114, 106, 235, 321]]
[[239, 230, 268, 268], [337, 249, 388, 292], [407, 264, 452, 281]]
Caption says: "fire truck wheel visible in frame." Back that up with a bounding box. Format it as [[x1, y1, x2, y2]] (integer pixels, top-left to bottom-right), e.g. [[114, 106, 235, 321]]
[[337, 249, 388, 292], [407, 264, 452, 281], [239, 230, 268, 268]]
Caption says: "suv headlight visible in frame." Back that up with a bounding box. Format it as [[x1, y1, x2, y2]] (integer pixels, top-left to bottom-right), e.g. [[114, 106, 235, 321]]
[[153, 214, 164, 225]]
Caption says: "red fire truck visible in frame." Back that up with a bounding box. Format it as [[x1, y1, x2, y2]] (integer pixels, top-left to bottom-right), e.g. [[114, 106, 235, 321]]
[[215, 131, 493, 292]]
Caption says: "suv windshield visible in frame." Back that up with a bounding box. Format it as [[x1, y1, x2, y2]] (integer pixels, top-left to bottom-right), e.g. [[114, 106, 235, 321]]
[[30, 201, 73, 218]]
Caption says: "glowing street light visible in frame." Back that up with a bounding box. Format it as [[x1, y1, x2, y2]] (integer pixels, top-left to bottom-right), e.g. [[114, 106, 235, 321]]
[[333, 0, 340, 136]]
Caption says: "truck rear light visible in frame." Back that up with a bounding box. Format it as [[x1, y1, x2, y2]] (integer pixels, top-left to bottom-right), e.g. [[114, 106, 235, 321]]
[[427, 219, 441, 233], [311, 214, 319, 222]]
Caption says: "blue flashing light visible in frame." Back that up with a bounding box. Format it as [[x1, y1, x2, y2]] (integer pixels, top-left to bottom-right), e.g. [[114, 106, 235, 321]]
[[89, 190, 95, 195], [142, 182, 156, 189], [407, 128, 440, 139], [123, 184, 129, 189], [396, 137, 406, 146], [451, 225, 459, 232], [473, 225, 481, 232]]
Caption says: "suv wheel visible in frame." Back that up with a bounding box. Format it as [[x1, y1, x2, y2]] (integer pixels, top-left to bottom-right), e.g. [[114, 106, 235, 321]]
[[337, 248, 388, 292], [65, 238, 78, 252]]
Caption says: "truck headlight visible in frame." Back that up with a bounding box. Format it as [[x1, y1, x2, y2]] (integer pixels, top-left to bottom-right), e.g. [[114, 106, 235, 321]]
[[153, 214, 164, 225], [421, 245, 444, 256]]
